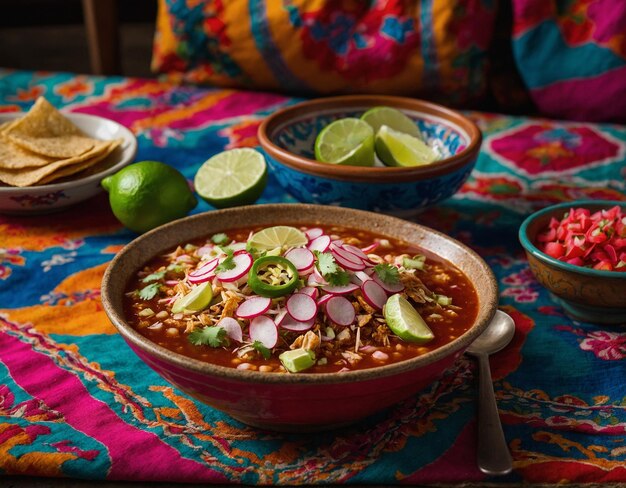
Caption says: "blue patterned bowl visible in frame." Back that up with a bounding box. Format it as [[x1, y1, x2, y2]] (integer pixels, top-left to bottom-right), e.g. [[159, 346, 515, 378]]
[[258, 95, 481, 215]]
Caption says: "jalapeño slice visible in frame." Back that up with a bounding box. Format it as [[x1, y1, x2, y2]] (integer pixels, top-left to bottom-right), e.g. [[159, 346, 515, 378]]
[[248, 256, 298, 298]]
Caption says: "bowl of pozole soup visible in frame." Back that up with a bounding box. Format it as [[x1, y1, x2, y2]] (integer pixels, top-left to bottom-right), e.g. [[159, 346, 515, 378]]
[[102, 204, 498, 431]]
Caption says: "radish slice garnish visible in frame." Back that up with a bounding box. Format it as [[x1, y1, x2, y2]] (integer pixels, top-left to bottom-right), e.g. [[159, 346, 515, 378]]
[[274, 309, 288, 326], [196, 245, 214, 257], [361, 242, 379, 254], [229, 242, 247, 252], [330, 243, 362, 265], [279, 315, 315, 332], [351, 271, 373, 285], [308, 235, 331, 253], [299, 286, 319, 299], [188, 272, 215, 284], [286, 293, 318, 322], [189, 258, 218, 277], [215, 252, 252, 282], [285, 248, 315, 271], [249, 316, 278, 348], [298, 264, 315, 276], [217, 317, 243, 343], [307, 268, 327, 286], [372, 273, 405, 293], [305, 228, 324, 240], [317, 294, 333, 307], [325, 296, 355, 326], [236, 296, 272, 319], [341, 244, 371, 262], [321, 283, 359, 295], [361, 280, 388, 310], [334, 253, 366, 271]]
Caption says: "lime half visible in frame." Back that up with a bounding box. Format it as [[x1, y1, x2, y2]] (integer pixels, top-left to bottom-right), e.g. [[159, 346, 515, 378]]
[[194, 148, 267, 208], [361, 106, 421, 138], [314, 118, 375, 166], [248, 226, 307, 252], [383, 294, 434, 344], [375, 125, 438, 167], [172, 281, 213, 314]]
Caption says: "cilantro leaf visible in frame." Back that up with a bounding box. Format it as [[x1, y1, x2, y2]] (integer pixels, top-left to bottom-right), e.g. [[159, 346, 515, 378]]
[[245, 241, 265, 260], [215, 247, 235, 273], [252, 340, 271, 359], [142, 270, 166, 283], [211, 233, 229, 245], [374, 263, 400, 284], [314, 251, 339, 276], [188, 326, 230, 347], [326, 270, 351, 286], [138, 283, 161, 300]]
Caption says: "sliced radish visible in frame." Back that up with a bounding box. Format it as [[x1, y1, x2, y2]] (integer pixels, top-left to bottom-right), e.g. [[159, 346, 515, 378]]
[[217, 317, 243, 343], [317, 294, 333, 308], [196, 245, 214, 257], [307, 268, 327, 286], [330, 243, 362, 265], [341, 244, 370, 262], [286, 293, 318, 322], [351, 271, 372, 285], [325, 296, 355, 326], [298, 264, 315, 276], [334, 253, 366, 271], [215, 252, 252, 282], [229, 242, 247, 252], [361, 280, 388, 310], [308, 235, 331, 253], [305, 228, 324, 240], [279, 315, 315, 332], [188, 258, 218, 280], [274, 309, 288, 325], [361, 242, 379, 254], [249, 316, 278, 348], [332, 239, 344, 247], [372, 273, 405, 293], [285, 248, 315, 271], [299, 286, 319, 300], [236, 296, 272, 319], [321, 283, 359, 295]]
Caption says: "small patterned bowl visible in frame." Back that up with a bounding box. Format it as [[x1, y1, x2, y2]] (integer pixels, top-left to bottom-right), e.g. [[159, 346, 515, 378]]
[[258, 95, 481, 215], [519, 200, 626, 324]]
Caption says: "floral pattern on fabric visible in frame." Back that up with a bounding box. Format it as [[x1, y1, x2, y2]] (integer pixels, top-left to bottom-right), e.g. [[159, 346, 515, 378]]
[[152, 0, 496, 104]]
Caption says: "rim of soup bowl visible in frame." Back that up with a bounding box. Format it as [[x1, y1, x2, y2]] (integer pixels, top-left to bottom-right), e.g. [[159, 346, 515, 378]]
[[102, 204, 498, 385], [257, 95, 482, 183]]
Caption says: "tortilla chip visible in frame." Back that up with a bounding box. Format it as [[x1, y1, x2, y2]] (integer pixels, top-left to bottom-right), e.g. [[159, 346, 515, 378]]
[[38, 139, 122, 185], [5, 97, 96, 158], [0, 133, 56, 169], [0, 139, 114, 187]]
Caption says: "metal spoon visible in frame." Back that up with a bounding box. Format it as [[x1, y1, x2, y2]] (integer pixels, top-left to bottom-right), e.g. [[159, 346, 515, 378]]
[[466, 310, 515, 476]]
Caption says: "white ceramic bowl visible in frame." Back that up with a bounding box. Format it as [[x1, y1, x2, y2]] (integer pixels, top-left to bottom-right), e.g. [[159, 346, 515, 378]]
[[0, 112, 137, 214]]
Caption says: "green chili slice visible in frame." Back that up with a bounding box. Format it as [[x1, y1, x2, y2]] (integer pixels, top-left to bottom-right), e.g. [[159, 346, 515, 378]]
[[247, 255, 298, 298]]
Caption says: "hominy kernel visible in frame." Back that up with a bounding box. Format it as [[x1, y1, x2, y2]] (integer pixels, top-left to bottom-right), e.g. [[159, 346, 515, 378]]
[[259, 365, 273, 372], [165, 327, 179, 337], [231, 358, 242, 365], [155, 311, 169, 319], [392, 352, 402, 359], [395, 343, 406, 352], [417, 347, 429, 355]]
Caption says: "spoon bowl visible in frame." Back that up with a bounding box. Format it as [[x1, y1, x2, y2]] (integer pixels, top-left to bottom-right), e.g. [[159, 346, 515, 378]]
[[467, 310, 516, 356]]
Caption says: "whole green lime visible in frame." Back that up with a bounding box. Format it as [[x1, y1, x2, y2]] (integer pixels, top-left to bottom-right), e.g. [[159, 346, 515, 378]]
[[101, 161, 197, 233]]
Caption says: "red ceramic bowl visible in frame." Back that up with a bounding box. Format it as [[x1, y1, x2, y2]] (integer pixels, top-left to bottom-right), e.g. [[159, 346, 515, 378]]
[[101, 204, 498, 432]]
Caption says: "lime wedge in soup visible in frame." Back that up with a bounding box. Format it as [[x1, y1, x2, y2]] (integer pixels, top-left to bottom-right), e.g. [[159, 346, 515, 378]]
[[375, 125, 438, 167], [314, 118, 375, 166], [361, 106, 421, 138], [247, 226, 307, 252], [172, 281, 213, 314], [383, 293, 434, 344]]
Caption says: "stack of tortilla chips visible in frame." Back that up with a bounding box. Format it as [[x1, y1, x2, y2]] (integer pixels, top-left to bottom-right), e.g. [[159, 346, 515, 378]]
[[0, 97, 121, 187]]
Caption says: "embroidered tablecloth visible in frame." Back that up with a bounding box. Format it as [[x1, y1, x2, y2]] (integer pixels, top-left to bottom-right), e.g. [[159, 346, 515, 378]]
[[1, 69, 625, 484]]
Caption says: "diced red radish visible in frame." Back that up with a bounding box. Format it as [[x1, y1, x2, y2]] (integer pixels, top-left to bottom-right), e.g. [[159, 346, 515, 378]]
[[361, 280, 388, 310], [305, 228, 323, 240], [279, 315, 315, 332], [361, 242, 379, 254], [217, 317, 243, 343], [325, 296, 355, 326], [372, 273, 404, 293], [249, 316, 278, 348], [285, 248, 315, 271], [334, 253, 366, 271], [351, 271, 372, 285], [321, 283, 359, 295], [286, 293, 318, 322], [308, 235, 331, 253], [317, 294, 333, 307], [215, 252, 252, 282], [235, 296, 272, 319], [299, 286, 319, 300]]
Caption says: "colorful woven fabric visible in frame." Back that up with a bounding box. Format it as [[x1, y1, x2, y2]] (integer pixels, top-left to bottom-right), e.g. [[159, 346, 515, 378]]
[[152, 0, 496, 105], [1, 69, 626, 484], [512, 0, 626, 123]]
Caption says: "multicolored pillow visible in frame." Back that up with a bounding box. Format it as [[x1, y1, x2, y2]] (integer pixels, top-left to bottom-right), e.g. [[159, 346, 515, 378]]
[[511, 0, 626, 122], [152, 0, 496, 105]]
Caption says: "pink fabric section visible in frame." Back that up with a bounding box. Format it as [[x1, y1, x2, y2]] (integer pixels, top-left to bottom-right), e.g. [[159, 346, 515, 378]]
[[530, 61, 626, 124], [0, 331, 226, 483]]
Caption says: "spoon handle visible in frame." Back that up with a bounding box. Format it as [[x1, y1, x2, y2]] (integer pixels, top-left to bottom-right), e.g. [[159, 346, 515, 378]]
[[476, 352, 512, 476]]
